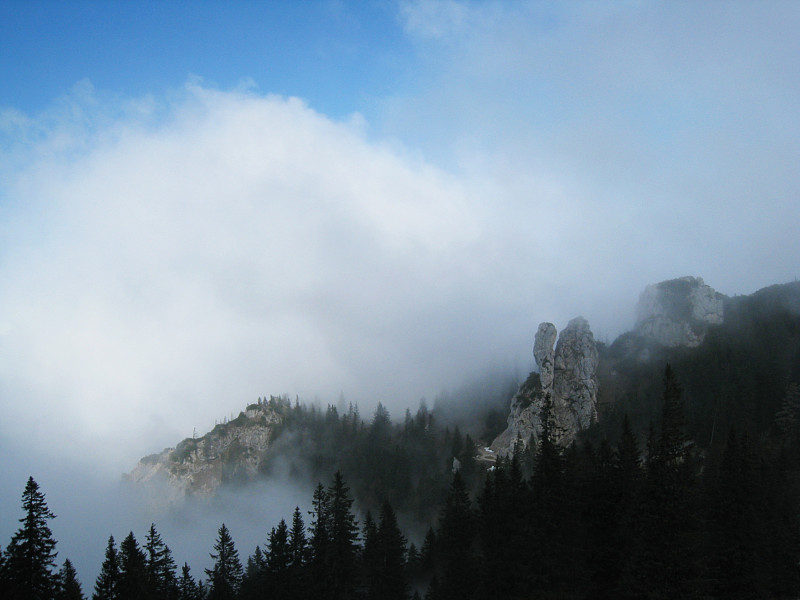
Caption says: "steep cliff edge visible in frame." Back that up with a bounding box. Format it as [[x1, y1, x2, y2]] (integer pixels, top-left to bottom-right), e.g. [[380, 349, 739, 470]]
[[634, 276, 725, 347], [126, 399, 285, 501]]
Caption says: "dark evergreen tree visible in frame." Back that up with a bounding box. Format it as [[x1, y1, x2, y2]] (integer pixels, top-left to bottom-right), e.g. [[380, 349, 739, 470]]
[[2, 477, 59, 600], [264, 519, 292, 598], [288, 506, 307, 568], [327, 471, 361, 600], [361, 511, 379, 599], [267, 520, 291, 573], [92, 536, 119, 600], [205, 524, 242, 600], [55, 559, 84, 600], [371, 500, 407, 600], [434, 471, 476, 600], [0, 545, 7, 599], [705, 429, 764, 599], [476, 453, 529, 600], [417, 527, 436, 584], [528, 393, 568, 594], [238, 546, 265, 600], [287, 506, 308, 598], [144, 523, 177, 600], [308, 482, 331, 596], [178, 563, 201, 600], [620, 365, 702, 599], [117, 532, 148, 600]]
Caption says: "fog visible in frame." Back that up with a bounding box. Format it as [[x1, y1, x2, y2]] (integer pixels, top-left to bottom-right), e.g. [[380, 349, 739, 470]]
[[2, 1, 799, 588]]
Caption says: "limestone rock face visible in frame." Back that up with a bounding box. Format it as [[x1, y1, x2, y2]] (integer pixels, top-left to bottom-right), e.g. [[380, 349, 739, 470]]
[[553, 317, 599, 432], [635, 276, 725, 347], [126, 402, 283, 505], [491, 317, 599, 455], [533, 322, 557, 390]]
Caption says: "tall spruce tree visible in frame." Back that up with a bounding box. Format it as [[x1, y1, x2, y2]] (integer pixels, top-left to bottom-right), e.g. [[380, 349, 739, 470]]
[[265, 519, 292, 598], [288, 506, 307, 568], [372, 500, 407, 600], [287, 506, 308, 598], [117, 532, 148, 600], [92, 536, 119, 600], [434, 471, 476, 600], [2, 477, 59, 600], [529, 393, 566, 594], [308, 482, 331, 597], [361, 512, 379, 599], [55, 559, 84, 600], [327, 471, 360, 600], [144, 524, 177, 600], [205, 524, 242, 600], [177, 563, 201, 600], [621, 365, 701, 599]]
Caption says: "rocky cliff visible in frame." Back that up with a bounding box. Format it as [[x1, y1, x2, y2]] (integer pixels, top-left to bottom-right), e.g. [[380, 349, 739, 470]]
[[491, 277, 726, 456], [634, 276, 725, 347], [491, 317, 599, 455], [126, 399, 284, 502]]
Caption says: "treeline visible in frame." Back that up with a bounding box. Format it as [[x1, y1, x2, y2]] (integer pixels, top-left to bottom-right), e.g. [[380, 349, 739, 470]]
[[4, 365, 800, 599], [258, 396, 483, 524]]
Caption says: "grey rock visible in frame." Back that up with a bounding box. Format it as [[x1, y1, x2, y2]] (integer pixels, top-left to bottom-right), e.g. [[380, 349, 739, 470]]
[[126, 402, 283, 506], [634, 276, 724, 347], [491, 317, 599, 455], [533, 322, 557, 391]]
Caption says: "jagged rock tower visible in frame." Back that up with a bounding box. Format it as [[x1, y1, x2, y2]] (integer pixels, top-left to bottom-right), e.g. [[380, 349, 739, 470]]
[[491, 316, 599, 456]]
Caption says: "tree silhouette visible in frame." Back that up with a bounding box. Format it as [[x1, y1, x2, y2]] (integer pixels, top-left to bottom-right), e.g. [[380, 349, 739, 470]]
[[2, 477, 59, 600], [92, 536, 119, 600], [205, 524, 242, 600], [56, 559, 84, 600]]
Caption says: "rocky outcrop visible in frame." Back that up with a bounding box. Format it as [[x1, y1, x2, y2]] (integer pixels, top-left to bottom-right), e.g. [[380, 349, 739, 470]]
[[491, 317, 599, 455], [634, 276, 724, 347], [126, 400, 284, 503]]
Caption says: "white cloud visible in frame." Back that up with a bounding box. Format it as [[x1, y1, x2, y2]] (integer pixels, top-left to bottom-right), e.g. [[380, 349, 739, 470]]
[[2, 2, 799, 479], [0, 83, 514, 472]]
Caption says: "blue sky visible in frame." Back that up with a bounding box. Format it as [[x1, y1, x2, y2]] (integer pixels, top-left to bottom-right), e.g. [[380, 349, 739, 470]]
[[0, 1, 414, 118], [1, 0, 800, 583]]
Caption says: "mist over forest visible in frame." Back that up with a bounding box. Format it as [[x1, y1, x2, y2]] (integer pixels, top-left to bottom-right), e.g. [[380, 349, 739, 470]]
[[3, 2, 800, 599]]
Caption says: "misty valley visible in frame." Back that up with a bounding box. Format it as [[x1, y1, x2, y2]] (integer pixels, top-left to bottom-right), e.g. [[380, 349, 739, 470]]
[[3, 277, 800, 599]]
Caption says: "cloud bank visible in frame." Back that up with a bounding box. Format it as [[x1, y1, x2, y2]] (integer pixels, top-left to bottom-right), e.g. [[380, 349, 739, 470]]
[[2, 1, 799, 586]]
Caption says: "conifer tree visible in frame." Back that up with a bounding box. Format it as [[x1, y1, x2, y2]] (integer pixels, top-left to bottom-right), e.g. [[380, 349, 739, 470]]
[[205, 524, 242, 600], [92, 536, 119, 600], [477, 455, 529, 599], [177, 563, 201, 600], [361, 511, 379, 599], [288, 506, 307, 568], [308, 482, 331, 595], [373, 500, 407, 600], [529, 393, 566, 594], [417, 527, 436, 582], [267, 519, 291, 573], [144, 524, 177, 599], [327, 471, 360, 600], [264, 519, 292, 598], [238, 547, 265, 600], [3, 476, 59, 600], [435, 471, 476, 600], [621, 365, 701, 598], [706, 429, 764, 599], [55, 559, 84, 600], [117, 532, 148, 600], [287, 506, 308, 598]]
